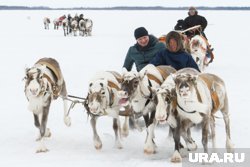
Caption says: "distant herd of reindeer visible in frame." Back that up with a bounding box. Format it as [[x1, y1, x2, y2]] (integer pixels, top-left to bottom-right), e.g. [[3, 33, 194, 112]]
[[43, 14, 93, 37]]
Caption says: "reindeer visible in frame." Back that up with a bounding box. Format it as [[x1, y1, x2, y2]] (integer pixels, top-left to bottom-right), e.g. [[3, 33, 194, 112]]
[[155, 68, 199, 162], [43, 17, 50, 30], [190, 35, 209, 72], [62, 18, 69, 36], [83, 71, 124, 150], [23, 58, 71, 153], [70, 19, 78, 36], [155, 68, 234, 162], [118, 64, 176, 154], [78, 19, 93, 36]]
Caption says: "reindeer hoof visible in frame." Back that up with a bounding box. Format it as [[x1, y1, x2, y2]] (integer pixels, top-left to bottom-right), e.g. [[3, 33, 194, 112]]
[[187, 142, 197, 151], [115, 141, 123, 149], [36, 147, 49, 153], [64, 116, 71, 127], [143, 146, 156, 155], [171, 150, 182, 163], [36, 137, 41, 141], [45, 128, 51, 138], [121, 128, 129, 138], [95, 143, 102, 150]]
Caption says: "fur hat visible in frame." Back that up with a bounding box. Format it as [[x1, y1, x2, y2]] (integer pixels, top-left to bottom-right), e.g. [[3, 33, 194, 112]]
[[165, 31, 184, 52], [134, 27, 148, 39], [188, 6, 198, 15]]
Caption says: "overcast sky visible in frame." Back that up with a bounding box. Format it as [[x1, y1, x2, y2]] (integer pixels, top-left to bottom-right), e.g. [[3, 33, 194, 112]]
[[1, 0, 250, 8]]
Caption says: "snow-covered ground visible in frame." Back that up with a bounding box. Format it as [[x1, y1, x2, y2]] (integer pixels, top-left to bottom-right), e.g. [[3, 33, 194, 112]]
[[0, 10, 250, 167]]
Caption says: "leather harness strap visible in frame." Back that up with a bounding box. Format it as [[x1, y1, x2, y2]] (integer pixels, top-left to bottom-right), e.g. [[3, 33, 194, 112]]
[[147, 73, 162, 85], [36, 60, 62, 81], [199, 75, 220, 113], [107, 71, 123, 83], [107, 80, 120, 91], [156, 67, 168, 80], [42, 73, 61, 98]]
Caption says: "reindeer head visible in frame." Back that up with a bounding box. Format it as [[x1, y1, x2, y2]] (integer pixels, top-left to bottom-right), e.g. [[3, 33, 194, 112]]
[[24, 65, 47, 98], [155, 76, 177, 125], [173, 73, 198, 99], [118, 68, 140, 107], [87, 79, 109, 116]]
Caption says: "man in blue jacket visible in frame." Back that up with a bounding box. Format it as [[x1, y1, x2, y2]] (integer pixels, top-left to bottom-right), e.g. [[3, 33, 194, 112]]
[[123, 27, 166, 72], [150, 31, 200, 72]]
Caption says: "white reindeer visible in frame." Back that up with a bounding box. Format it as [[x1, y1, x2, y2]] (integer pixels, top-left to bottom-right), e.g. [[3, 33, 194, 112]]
[[24, 58, 71, 153]]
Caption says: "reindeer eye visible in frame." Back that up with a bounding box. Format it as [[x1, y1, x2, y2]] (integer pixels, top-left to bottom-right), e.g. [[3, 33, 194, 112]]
[[134, 80, 139, 85], [101, 91, 105, 95]]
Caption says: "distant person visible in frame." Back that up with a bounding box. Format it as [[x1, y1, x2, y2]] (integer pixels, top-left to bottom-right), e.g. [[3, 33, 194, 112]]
[[183, 6, 214, 63], [150, 31, 200, 72], [123, 27, 165, 72], [183, 6, 208, 39], [67, 14, 72, 33], [78, 14, 85, 22], [67, 14, 72, 21]]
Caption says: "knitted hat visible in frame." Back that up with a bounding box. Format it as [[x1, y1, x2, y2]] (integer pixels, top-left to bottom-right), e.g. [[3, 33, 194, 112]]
[[134, 27, 148, 39]]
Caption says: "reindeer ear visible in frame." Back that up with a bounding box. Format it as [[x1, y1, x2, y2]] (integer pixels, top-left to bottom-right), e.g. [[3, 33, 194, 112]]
[[25, 67, 30, 74], [170, 73, 176, 82], [190, 75, 198, 83], [122, 67, 128, 75], [89, 82, 93, 87], [101, 79, 108, 87], [139, 69, 147, 80]]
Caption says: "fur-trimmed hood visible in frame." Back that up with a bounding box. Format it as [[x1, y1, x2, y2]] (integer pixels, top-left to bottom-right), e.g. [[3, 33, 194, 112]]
[[165, 31, 184, 52]]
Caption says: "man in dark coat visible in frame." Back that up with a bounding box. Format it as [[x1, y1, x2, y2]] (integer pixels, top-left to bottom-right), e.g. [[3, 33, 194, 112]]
[[183, 7, 214, 63], [183, 6, 207, 39], [123, 27, 165, 72], [150, 31, 200, 72]]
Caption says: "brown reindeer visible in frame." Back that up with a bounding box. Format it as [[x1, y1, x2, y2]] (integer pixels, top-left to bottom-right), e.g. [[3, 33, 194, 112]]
[[155, 69, 234, 162], [118, 64, 176, 154]]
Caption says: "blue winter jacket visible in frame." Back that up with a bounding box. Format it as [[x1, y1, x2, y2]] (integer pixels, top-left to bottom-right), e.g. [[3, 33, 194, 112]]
[[150, 49, 200, 71]]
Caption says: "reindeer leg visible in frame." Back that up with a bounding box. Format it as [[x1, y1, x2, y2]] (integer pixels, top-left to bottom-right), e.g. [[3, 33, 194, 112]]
[[34, 114, 42, 141], [61, 81, 71, 127], [90, 116, 102, 150], [209, 116, 217, 153], [202, 116, 209, 154], [143, 111, 156, 154], [34, 114, 40, 128], [171, 118, 182, 163], [121, 116, 129, 137], [113, 118, 123, 149], [36, 104, 50, 153], [181, 122, 197, 151], [221, 94, 234, 153]]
